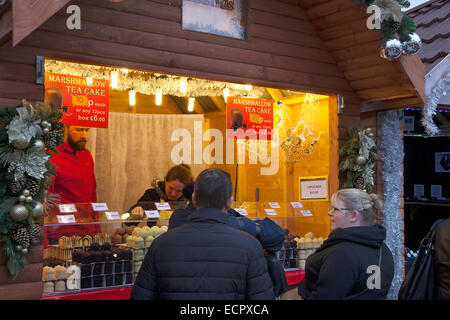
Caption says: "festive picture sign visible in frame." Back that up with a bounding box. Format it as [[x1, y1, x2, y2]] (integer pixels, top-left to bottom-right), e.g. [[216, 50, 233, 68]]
[[299, 176, 329, 202], [182, 0, 247, 40], [226, 97, 273, 140], [44, 72, 109, 128]]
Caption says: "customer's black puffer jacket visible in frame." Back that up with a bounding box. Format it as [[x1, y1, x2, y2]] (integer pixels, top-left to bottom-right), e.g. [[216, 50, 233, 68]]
[[298, 225, 394, 300], [435, 217, 450, 300], [131, 208, 275, 300]]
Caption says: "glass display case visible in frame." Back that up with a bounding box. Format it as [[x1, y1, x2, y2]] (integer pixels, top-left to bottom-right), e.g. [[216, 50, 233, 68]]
[[41, 200, 329, 298]]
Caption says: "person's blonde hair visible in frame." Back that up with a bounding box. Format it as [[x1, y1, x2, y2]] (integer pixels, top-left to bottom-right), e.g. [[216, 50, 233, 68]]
[[331, 188, 383, 226]]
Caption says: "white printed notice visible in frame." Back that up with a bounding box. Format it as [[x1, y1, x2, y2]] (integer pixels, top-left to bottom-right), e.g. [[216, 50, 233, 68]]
[[91, 203, 108, 211], [105, 211, 120, 220], [268, 202, 280, 209], [57, 215, 76, 224], [155, 202, 171, 210], [58, 204, 77, 213], [431, 185, 442, 199], [265, 209, 277, 215], [290, 202, 303, 208], [300, 177, 328, 200], [414, 184, 425, 197], [301, 210, 313, 217], [234, 208, 248, 216], [145, 210, 160, 218]]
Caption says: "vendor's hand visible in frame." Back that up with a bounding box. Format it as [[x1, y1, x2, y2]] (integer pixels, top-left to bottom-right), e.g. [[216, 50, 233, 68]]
[[131, 206, 144, 220]]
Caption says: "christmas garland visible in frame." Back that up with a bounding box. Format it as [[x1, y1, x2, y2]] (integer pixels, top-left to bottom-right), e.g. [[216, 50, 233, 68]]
[[352, 0, 417, 42], [0, 100, 65, 279], [338, 126, 377, 192]]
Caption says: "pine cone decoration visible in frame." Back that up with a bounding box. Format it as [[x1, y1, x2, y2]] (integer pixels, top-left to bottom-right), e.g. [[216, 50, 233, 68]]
[[8, 224, 31, 248], [390, 20, 401, 31], [366, 184, 374, 194], [353, 176, 365, 190], [24, 176, 41, 197], [9, 177, 26, 194], [27, 223, 42, 244]]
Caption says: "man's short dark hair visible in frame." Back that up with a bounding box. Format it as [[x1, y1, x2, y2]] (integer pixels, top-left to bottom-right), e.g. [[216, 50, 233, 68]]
[[194, 169, 232, 209]]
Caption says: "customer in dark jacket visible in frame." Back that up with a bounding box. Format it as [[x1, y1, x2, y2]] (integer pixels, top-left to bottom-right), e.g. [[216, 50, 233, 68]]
[[298, 188, 394, 300], [169, 183, 285, 253], [130, 168, 274, 300], [435, 217, 450, 300]]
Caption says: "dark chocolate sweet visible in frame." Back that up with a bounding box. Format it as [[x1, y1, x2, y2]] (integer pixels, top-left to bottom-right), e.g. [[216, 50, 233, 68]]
[[73, 250, 91, 264], [93, 262, 104, 275], [89, 242, 100, 251], [101, 243, 112, 251], [81, 264, 92, 277]]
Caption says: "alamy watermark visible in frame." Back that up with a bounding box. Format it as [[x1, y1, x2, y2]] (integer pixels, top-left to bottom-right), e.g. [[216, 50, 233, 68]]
[[366, 265, 381, 290]]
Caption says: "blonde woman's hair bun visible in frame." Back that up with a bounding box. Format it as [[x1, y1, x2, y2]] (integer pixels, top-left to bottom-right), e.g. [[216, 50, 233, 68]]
[[368, 193, 383, 211]]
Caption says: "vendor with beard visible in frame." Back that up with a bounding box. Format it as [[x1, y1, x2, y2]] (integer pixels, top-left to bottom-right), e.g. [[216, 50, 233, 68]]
[[44, 125, 100, 246]]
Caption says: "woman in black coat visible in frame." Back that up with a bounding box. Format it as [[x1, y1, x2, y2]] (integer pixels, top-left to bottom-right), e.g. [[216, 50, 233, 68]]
[[298, 188, 394, 300]]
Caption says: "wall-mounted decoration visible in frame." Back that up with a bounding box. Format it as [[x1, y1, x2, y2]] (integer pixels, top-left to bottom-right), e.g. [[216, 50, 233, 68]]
[[182, 0, 248, 40]]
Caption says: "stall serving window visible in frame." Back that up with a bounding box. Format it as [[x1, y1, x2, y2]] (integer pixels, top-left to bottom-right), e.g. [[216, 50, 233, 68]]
[[41, 58, 339, 297]]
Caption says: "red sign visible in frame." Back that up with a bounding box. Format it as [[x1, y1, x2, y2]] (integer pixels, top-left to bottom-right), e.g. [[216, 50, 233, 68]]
[[44, 72, 109, 128], [226, 97, 273, 140]]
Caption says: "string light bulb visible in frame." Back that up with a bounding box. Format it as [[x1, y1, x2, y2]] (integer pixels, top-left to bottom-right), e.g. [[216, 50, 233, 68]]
[[129, 90, 136, 106], [245, 84, 252, 91], [110, 71, 118, 89], [86, 77, 93, 86], [121, 68, 129, 74], [223, 88, 230, 102], [179, 77, 187, 94], [188, 97, 195, 112], [156, 89, 162, 106]]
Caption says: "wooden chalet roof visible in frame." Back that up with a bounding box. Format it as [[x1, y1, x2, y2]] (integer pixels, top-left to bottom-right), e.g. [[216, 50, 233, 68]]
[[407, 0, 450, 74], [299, 0, 426, 111]]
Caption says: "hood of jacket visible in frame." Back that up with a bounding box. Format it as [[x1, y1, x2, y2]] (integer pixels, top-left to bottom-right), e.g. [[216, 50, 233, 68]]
[[318, 225, 387, 253]]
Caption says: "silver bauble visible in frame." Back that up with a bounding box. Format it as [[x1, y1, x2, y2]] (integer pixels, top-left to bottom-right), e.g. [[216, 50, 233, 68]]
[[356, 155, 367, 166], [11, 137, 29, 150], [41, 121, 49, 128], [43, 128, 50, 134], [31, 238, 41, 245], [34, 139, 45, 150], [402, 33, 422, 55], [10, 204, 29, 222], [31, 202, 44, 217], [15, 245, 23, 252], [25, 196, 33, 203], [22, 189, 30, 197], [18, 195, 26, 202], [21, 248, 28, 255], [380, 37, 403, 61]]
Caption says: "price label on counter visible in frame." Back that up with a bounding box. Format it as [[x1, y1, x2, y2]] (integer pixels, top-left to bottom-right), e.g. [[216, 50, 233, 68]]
[[91, 203, 108, 211], [234, 208, 248, 216], [155, 202, 171, 211], [58, 204, 77, 213], [301, 210, 313, 217], [57, 215, 76, 224], [290, 202, 303, 208], [268, 202, 280, 209], [145, 210, 160, 219], [105, 211, 120, 220], [265, 209, 277, 215]]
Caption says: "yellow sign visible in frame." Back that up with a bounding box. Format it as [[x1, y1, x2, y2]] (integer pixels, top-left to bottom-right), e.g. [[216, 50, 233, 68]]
[[299, 176, 329, 202]]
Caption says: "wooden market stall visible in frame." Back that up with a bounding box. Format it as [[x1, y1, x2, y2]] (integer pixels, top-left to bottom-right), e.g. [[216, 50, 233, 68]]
[[0, 0, 425, 300]]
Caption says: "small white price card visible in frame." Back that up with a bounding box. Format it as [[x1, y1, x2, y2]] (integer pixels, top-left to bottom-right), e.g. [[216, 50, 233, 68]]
[[265, 209, 277, 215], [58, 204, 76, 213], [91, 203, 108, 211], [268, 202, 280, 209], [301, 210, 313, 217], [290, 202, 303, 208], [145, 210, 160, 219], [57, 215, 76, 224], [155, 202, 171, 210], [234, 208, 248, 216], [105, 211, 120, 220]]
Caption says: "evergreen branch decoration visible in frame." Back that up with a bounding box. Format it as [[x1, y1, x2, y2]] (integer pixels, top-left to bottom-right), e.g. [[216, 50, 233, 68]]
[[338, 127, 377, 192], [0, 100, 65, 279]]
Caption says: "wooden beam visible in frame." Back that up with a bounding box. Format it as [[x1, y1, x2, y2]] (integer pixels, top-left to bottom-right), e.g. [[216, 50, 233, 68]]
[[398, 54, 426, 105], [360, 97, 422, 113], [210, 96, 226, 112], [266, 88, 284, 101], [12, 0, 70, 46]]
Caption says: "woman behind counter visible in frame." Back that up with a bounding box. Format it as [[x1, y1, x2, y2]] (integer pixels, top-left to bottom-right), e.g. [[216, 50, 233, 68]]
[[127, 164, 194, 224]]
